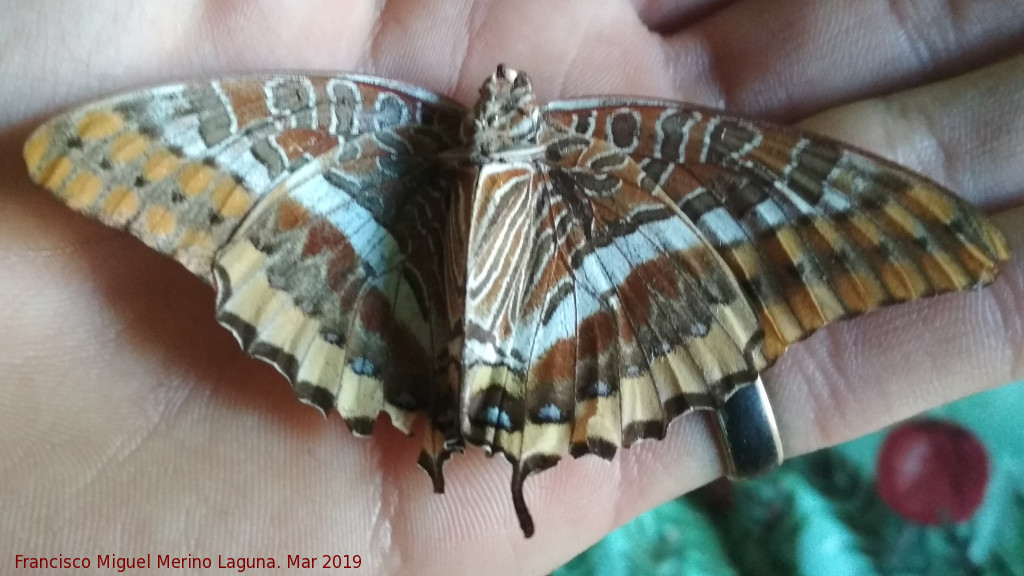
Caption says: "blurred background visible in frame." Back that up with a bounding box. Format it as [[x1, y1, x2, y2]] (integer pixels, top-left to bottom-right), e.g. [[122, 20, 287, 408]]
[[556, 380, 1024, 576]]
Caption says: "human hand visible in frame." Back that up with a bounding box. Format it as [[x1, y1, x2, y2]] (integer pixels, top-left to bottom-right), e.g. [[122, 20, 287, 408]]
[[1, 1, 1022, 574]]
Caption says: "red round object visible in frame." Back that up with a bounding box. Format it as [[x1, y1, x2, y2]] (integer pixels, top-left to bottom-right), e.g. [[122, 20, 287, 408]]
[[876, 419, 990, 525]]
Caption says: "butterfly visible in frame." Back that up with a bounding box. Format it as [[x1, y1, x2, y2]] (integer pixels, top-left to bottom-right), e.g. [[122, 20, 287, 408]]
[[23, 64, 1008, 537]]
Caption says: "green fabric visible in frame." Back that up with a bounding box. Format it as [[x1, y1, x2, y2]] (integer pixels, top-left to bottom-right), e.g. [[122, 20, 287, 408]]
[[556, 381, 1024, 576]]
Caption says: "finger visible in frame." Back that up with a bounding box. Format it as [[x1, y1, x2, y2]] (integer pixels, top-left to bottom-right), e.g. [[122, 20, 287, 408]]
[[630, 0, 736, 32], [666, 0, 1024, 118], [366, 0, 474, 90], [799, 54, 1024, 207], [366, 0, 686, 103], [0, 0, 379, 124]]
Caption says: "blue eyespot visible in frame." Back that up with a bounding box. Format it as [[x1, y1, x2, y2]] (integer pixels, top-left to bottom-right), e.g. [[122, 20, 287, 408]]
[[351, 356, 375, 376], [535, 403, 563, 423], [484, 406, 513, 430]]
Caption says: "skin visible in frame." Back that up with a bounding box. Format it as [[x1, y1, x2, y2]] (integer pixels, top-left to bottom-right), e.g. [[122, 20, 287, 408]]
[[1, 0, 1023, 573]]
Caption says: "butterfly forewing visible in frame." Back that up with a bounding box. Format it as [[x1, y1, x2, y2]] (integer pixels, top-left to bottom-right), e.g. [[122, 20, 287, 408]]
[[24, 73, 467, 441], [544, 100, 1009, 362], [24, 75, 465, 279]]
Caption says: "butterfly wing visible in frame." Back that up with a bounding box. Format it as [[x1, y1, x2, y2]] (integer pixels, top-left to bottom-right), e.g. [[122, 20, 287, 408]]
[[214, 121, 459, 436], [24, 74, 464, 281], [24, 74, 466, 445], [466, 96, 1008, 535], [544, 100, 1009, 363], [455, 131, 767, 535]]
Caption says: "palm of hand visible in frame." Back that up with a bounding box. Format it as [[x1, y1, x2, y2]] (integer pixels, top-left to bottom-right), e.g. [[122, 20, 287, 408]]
[[1, 2, 1022, 574]]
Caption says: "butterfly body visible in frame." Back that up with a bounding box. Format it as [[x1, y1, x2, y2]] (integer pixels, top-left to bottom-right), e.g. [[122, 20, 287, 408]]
[[24, 66, 1008, 537]]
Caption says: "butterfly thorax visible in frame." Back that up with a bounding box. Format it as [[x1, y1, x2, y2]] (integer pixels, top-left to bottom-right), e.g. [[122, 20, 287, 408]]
[[465, 65, 544, 164]]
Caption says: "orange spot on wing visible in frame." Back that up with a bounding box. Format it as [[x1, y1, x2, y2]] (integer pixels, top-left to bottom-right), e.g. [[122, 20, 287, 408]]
[[830, 274, 867, 314], [785, 283, 827, 332], [906, 186, 955, 223], [878, 261, 927, 301], [986, 224, 1010, 261], [62, 171, 103, 210], [77, 110, 125, 140], [759, 305, 791, 363], [40, 156, 74, 190], [144, 150, 180, 182], [143, 206, 177, 237], [209, 180, 252, 219], [178, 163, 216, 197], [109, 132, 150, 164], [845, 214, 884, 246], [177, 227, 213, 249], [101, 188, 142, 224], [101, 187, 140, 224], [920, 253, 967, 291], [24, 126, 52, 174]]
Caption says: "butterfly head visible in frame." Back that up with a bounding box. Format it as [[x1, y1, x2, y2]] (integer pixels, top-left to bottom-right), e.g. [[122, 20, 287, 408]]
[[466, 65, 543, 163]]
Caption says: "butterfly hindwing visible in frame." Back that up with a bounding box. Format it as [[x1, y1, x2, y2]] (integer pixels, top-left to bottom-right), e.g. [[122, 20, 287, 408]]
[[545, 101, 1009, 363], [455, 128, 767, 533], [213, 122, 459, 438]]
